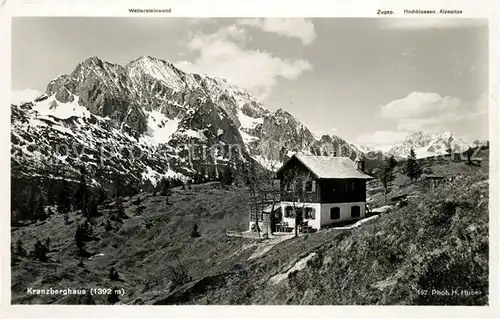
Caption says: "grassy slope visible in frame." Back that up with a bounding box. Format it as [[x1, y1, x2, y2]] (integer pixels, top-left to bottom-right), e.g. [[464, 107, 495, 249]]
[[153, 171, 488, 305], [11, 152, 490, 305], [11, 183, 256, 304], [368, 149, 489, 208]]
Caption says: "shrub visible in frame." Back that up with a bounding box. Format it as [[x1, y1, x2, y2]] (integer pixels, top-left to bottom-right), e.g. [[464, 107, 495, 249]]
[[104, 219, 113, 231], [169, 264, 192, 290], [33, 239, 48, 262], [114, 197, 126, 220], [135, 205, 146, 216], [190, 223, 201, 238], [168, 256, 192, 290], [109, 267, 120, 281], [75, 220, 92, 256], [107, 287, 120, 304], [15, 239, 27, 257]]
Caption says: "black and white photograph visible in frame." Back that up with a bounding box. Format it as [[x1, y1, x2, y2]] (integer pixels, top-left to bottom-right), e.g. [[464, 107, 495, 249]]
[[2, 1, 499, 317]]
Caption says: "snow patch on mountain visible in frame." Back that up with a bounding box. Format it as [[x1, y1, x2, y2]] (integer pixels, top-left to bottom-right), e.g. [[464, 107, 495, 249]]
[[237, 110, 264, 130], [143, 110, 180, 145], [180, 129, 208, 141], [141, 165, 184, 187], [240, 130, 260, 144], [33, 94, 91, 119]]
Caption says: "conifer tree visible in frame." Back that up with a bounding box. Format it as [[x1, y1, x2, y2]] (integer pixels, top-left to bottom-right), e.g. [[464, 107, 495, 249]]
[[116, 197, 125, 218], [33, 193, 48, 221], [97, 186, 107, 204], [33, 239, 48, 262], [404, 148, 422, 180], [221, 165, 234, 187], [58, 175, 72, 218], [160, 178, 171, 196], [88, 194, 100, 219], [389, 155, 398, 169], [105, 219, 113, 231], [46, 181, 56, 206], [75, 221, 92, 256], [27, 184, 37, 221], [15, 239, 26, 257], [76, 166, 89, 217], [190, 223, 201, 238], [109, 267, 120, 281]]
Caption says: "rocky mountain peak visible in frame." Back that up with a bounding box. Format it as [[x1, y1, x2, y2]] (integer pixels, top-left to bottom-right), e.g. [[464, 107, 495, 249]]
[[12, 55, 364, 185], [389, 131, 468, 159], [81, 55, 104, 66]]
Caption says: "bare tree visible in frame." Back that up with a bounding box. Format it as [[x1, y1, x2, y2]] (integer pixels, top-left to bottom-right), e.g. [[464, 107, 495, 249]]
[[465, 147, 475, 165], [282, 169, 311, 237], [246, 161, 263, 237], [377, 161, 395, 204], [245, 159, 280, 237]]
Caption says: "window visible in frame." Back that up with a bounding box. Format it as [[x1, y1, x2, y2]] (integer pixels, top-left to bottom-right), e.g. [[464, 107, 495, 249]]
[[351, 206, 361, 218], [274, 210, 281, 219], [305, 181, 312, 192], [284, 206, 295, 218], [305, 207, 316, 219], [330, 207, 340, 220], [305, 180, 316, 193], [285, 183, 291, 192]]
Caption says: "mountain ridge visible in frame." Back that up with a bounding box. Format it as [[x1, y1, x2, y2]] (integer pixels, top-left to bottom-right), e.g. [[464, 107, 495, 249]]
[[11, 55, 362, 186], [388, 131, 470, 159]]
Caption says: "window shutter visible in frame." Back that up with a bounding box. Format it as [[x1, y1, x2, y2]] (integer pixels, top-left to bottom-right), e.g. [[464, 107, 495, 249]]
[[312, 181, 316, 192]]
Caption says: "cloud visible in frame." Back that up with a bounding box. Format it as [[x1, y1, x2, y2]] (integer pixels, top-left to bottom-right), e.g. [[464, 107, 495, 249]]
[[356, 130, 409, 152], [237, 18, 316, 45], [11, 88, 42, 105], [381, 92, 461, 119], [175, 25, 312, 100], [357, 92, 488, 151], [378, 18, 487, 30], [380, 91, 487, 131]]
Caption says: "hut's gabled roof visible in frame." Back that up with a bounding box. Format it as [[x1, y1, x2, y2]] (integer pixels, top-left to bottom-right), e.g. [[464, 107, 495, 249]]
[[277, 154, 372, 179]]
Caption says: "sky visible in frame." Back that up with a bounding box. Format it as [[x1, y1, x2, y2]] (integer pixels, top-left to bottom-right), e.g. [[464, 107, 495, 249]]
[[12, 17, 489, 150]]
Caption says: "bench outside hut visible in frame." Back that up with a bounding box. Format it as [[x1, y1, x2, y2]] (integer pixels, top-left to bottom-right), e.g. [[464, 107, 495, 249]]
[[249, 202, 281, 236]]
